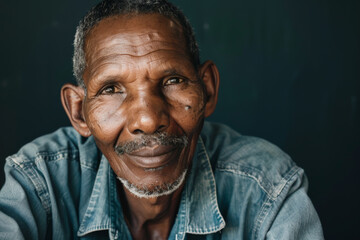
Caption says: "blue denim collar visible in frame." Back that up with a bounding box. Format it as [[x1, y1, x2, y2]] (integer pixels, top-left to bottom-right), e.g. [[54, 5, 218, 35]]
[[183, 137, 226, 234], [77, 137, 226, 239], [77, 154, 124, 239]]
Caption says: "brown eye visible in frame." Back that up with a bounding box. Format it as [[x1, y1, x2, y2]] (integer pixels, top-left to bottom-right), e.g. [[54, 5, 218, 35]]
[[103, 86, 115, 94], [164, 78, 184, 86], [101, 86, 124, 95]]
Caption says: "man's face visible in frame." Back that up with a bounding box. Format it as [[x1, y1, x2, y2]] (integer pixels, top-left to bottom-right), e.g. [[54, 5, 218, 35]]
[[80, 14, 210, 194]]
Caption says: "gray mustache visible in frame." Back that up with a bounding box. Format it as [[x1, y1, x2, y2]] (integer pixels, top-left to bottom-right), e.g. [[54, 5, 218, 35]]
[[114, 132, 188, 155]]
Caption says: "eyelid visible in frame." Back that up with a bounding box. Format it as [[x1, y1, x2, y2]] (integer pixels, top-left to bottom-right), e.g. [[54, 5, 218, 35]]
[[97, 82, 124, 96], [163, 76, 186, 86]]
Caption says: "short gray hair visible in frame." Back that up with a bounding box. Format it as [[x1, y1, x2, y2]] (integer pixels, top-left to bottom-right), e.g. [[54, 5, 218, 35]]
[[73, 0, 200, 88]]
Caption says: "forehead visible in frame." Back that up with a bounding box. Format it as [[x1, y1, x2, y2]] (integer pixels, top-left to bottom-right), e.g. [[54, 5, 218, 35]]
[[82, 14, 193, 82], [84, 13, 188, 59]]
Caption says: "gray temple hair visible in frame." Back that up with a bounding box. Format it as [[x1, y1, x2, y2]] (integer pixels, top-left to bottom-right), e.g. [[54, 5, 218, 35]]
[[73, 0, 200, 88]]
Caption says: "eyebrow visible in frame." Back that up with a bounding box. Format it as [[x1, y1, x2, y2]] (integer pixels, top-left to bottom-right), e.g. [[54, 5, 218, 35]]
[[162, 68, 186, 77], [90, 73, 124, 89]]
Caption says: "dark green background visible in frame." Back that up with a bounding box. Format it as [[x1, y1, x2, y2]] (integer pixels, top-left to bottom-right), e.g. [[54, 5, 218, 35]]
[[0, 0, 359, 239]]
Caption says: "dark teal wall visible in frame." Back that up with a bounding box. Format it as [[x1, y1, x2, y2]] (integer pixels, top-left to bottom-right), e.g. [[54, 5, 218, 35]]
[[0, 0, 359, 238]]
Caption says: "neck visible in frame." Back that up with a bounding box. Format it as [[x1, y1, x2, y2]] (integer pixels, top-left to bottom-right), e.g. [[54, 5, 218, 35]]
[[118, 182, 184, 240]]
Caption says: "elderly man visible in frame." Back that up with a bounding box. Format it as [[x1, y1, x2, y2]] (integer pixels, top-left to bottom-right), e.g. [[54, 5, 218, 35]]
[[0, 0, 323, 239]]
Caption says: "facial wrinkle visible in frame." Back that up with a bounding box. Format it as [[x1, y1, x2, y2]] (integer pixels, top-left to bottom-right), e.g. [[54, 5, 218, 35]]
[[93, 40, 180, 59], [87, 51, 190, 83]]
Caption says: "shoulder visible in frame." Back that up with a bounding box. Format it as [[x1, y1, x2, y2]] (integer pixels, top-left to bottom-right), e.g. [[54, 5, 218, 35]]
[[200, 121, 301, 199], [3, 127, 99, 213], [1, 127, 100, 238], [6, 127, 98, 170]]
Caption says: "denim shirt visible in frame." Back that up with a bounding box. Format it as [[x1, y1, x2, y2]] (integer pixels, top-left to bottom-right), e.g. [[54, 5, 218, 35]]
[[0, 122, 324, 239]]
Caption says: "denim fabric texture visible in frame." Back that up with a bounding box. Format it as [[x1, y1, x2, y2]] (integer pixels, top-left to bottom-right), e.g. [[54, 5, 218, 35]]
[[0, 122, 324, 239]]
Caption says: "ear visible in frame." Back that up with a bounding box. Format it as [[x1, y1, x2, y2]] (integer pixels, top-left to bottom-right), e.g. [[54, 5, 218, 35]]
[[199, 60, 220, 117], [60, 83, 91, 137]]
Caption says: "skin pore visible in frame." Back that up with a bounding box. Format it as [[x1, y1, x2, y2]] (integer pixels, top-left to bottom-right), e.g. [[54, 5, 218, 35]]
[[61, 14, 219, 240]]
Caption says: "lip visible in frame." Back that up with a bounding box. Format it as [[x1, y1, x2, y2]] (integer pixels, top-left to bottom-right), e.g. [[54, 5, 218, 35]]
[[126, 145, 178, 169]]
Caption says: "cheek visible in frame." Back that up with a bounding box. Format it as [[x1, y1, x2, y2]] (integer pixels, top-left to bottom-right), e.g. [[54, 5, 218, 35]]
[[167, 85, 206, 128], [84, 97, 125, 144]]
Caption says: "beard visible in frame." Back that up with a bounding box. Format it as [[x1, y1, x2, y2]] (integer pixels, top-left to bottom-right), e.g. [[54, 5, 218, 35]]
[[115, 132, 189, 198], [117, 169, 187, 199]]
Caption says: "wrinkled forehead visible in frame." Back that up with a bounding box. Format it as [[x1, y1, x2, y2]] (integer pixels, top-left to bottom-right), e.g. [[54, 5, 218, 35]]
[[84, 13, 188, 59]]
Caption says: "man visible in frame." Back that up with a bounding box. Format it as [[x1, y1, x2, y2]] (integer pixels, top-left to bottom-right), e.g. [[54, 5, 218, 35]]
[[0, 0, 323, 239]]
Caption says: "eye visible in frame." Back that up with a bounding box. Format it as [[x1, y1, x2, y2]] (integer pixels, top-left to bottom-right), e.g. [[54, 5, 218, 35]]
[[100, 85, 124, 95], [164, 77, 184, 86]]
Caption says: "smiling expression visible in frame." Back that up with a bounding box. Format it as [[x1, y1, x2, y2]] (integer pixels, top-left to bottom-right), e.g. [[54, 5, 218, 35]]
[[72, 14, 217, 192]]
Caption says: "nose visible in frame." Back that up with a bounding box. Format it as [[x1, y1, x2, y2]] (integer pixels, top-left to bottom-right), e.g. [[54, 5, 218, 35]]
[[127, 93, 169, 135]]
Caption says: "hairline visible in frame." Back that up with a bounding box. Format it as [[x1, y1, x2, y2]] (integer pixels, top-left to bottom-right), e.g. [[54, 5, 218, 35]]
[[73, 3, 200, 88]]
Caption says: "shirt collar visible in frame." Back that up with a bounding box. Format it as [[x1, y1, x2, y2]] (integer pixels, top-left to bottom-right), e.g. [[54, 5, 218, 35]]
[[77, 136, 225, 238], [77, 154, 127, 239], [183, 136, 226, 235]]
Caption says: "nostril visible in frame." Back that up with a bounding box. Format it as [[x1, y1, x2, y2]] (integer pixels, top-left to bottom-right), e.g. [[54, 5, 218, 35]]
[[133, 129, 144, 134], [157, 125, 167, 132]]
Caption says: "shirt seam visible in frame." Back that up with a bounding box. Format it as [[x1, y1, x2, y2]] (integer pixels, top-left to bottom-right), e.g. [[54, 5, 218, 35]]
[[27, 150, 96, 171], [252, 166, 302, 239], [11, 149, 97, 171], [6, 156, 52, 223], [216, 164, 299, 200], [34, 149, 78, 162]]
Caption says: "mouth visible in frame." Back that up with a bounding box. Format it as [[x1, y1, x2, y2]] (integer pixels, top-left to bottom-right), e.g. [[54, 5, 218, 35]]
[[126, 145, 178, 170]]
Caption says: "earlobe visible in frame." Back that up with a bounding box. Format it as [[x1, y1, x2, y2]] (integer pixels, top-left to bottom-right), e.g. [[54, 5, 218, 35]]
[[199, 60, 220, 117], [61, 83, 91, 137]]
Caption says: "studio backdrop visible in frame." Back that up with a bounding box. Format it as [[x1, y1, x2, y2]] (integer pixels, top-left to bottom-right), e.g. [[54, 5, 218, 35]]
[[0, 0, 359, 239]]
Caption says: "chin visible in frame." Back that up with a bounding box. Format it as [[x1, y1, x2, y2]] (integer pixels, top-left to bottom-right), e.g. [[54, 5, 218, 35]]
[[117, 168, 188, 199]]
